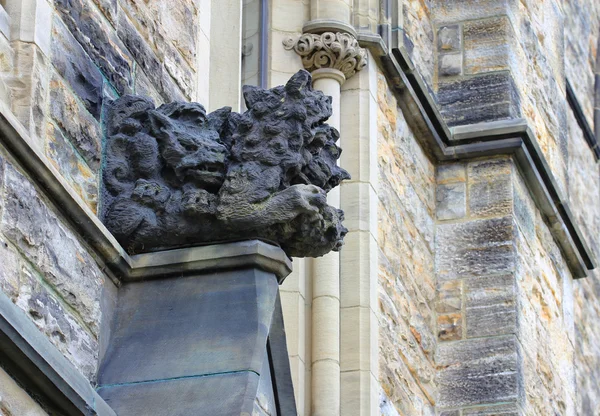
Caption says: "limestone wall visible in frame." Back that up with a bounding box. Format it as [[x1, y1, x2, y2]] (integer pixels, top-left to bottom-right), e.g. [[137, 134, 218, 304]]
[[0, 149, 110, 382], [0, 0, 209, 391], [377, 69, 437, 415], [0, 0, 209, 212]]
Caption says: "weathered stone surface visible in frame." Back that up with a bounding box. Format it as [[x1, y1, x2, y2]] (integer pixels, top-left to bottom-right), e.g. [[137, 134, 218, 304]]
[[438, 72, 521, 126], [437, 163, 466, 184], [1, 162, 104, 335], [119, 0, 198, 69], [436, 183, 466, 220], [464, 16, 513, 75], [54, 0, 133, 95], [101, 71, 349, 258], [465, 274, 516, 338], [46, 123, 98, 211], [377, 69, 436, 415], [51, 17, 103, 119], [10, 42, 50, 142], [436, 280, 462, 314], [14, 263, 98, 381], [462, 403, 520, 415], [49, 74, 102, 171], [116, 12, 186, 102], [438, 53, 462, 77], [438, 313, 462, 341], [468, 175, 512, 218], [92, 0, 117, 25], [436, 216, 515, 280], [0, 367, 48, 416], [436, 336, 520, 408], [437, 25, 461, 52], [0, 235, 21, 302]]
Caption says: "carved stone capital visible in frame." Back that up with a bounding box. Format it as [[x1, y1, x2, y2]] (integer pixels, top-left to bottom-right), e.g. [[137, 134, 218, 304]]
[[283, 32, 367, 80]]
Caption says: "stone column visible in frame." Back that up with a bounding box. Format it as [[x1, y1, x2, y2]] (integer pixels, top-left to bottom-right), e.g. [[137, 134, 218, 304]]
[[96, 241, 296, 416], [285, 31, 366, 416]]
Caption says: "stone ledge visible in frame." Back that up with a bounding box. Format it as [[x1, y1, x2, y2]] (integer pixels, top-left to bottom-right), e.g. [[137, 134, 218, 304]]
[[365, 40, 596, 278], [0, 102, 293, 284], [0, 290, 115, 416]]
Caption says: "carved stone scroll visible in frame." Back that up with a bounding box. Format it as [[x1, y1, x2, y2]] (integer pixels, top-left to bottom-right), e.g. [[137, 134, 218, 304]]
[[283, 32, 367, 80]]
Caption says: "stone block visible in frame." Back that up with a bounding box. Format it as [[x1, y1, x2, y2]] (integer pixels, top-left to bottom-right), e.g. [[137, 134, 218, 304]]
[[436, 336, 520, 408], [438, 53, 462, 77], [133, 65, 164, 105], [436, 280, 462, 313], [341, 231, 378, 308], [10, 41, 50, 144], [438, 313, 462, 341], [1, 163, 104, 335], [431, 0, 515, 25], [54, 0, 133, 94], [467, 158, 512, 180], [0, 31, 13, 72], [437, 25, 461, 52], [436, 183, 466, 220], [49, 74, 101, 170], [92, 0, 117, 25], [0, 235, 21, 301], [437, 163, 466, 184], [340, 306, 378, 373], [466, 274, 516, 338], [462, 403, 520, 415], [436, 216, 515, 279], [0, 7, 9, 39], [464, 16, 513, 75], [117, 12, 186, 102], [468, 175, 512, 218], [46, 123, 98, 211], [438, 411, 460, 416], [14, 263, 98, 381], [0, 367, 48, 416], [6, 0, 53, 57], [438, 72, 521, 127], [51, 17, 103, 119], [340, 370, 379, 416]]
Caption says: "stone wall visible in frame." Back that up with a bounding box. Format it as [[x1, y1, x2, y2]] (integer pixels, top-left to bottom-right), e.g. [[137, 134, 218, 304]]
[[377, 69, 437, 416], [0, 0, 208, 212], [0, 149, 110, 382], [0, 0, 211, 393]]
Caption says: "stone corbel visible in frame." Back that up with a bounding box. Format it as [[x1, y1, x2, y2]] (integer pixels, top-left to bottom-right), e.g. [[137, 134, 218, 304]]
[[283, 31, 367, 83]]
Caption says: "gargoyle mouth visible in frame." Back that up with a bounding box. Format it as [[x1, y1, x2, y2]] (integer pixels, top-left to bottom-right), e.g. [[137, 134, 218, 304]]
[[183, 163, 226, 186]]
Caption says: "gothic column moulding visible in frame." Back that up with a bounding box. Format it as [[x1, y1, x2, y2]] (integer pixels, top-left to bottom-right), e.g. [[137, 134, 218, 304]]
[[284, 29, 367, 416]]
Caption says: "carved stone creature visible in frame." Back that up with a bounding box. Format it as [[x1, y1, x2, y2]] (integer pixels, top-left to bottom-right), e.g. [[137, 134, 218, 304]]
[[101, 70, 350, 258]]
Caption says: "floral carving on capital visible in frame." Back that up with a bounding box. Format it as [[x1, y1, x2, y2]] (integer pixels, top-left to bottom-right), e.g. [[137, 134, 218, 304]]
[[283, 32, 367, 80]]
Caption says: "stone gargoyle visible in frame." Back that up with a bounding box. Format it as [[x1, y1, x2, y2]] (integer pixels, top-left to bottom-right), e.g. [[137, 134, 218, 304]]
[[100, 70, 350, 258]]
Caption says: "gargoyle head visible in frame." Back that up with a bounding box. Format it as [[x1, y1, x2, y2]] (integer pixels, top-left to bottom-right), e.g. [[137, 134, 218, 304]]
[[148, 102, 230, 192]]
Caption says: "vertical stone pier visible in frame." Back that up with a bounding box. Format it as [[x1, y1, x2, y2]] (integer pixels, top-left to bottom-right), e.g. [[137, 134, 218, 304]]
[[96, 240, 296, 416]]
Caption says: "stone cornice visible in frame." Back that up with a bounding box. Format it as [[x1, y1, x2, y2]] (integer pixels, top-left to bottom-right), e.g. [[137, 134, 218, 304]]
[[283, 32, 367, 80]]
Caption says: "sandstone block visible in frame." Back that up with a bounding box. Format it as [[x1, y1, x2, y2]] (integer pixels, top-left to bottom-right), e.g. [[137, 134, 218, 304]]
[[437, 163, 466, 184], [117, 12, 186, 102], [439, 53, 462, 77], [54, 0, 133, 94], [438, 25, 461, 52], [92, 0, 117, 25], [46, 123, 98, 211], [436, 280, 462, 314], [0, 236, 21, 301], [0, 367, 48, 416], [438, 72, 521, 126], [466, 274, 516, 338], [438, 313, 462, 341], [1, 163, 104, 335], [436, 183, 466, 220], [51, 17, 103, 119], [436, 216, 515, 279], [468, 175, 512, 218], [49, 74, 101, 171], [462, 403, 520, 415], [464, 16, 513, 75], [467, 158, 512, 179], [0, 32, 13, 72], [15, 263, 98, 381], [436, 335, 520, 408]]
